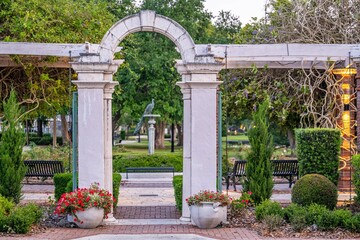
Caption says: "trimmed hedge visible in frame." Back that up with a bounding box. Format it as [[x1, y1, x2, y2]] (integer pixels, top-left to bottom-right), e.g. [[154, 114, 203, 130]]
[[352, 154, 360, 204], [113, 154, 182, 172], [173, 175, 183, 211], [291, 174, 338, 209], [295, 128, 341, 186], [28, 136, 63, 146], [53, 173, 72, 201]]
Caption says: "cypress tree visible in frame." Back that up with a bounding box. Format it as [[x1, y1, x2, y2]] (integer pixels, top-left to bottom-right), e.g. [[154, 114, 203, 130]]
[[243, 99, 274, 205], [0, 90, 26, 203]]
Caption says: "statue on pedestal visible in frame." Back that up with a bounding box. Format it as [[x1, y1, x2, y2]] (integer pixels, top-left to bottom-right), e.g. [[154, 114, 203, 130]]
[[133, 99, 154, 135]]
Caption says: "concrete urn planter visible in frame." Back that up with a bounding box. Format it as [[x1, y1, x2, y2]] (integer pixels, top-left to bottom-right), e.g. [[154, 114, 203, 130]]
[[73, 207, 104, 229], [190, 202, 227, 229]]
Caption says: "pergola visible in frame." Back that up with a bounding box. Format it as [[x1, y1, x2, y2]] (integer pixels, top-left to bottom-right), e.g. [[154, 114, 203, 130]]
[[1, 10, 359, 222]]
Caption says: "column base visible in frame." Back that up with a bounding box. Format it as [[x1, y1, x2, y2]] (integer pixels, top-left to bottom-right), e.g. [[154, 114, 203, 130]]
[[103, 214, 117, 224], [180, 216, 191, 222]]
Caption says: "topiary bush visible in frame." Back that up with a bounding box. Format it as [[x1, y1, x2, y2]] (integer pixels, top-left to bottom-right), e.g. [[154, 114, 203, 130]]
[[113, 153, 183, 172], [291, 174, 338, 209], [295, 128, 341, 186], [352, 154, 360, 204], [255, 199, 283, 221], [54, 173, 72, 201], [173, 175, 183, 211]]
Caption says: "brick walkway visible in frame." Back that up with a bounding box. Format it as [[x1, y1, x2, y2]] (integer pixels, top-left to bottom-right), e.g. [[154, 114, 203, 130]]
[[114, 206, 181, 219]]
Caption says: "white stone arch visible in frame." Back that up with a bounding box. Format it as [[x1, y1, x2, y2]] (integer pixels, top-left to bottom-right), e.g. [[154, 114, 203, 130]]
[[99, 10, 196, 63], [72, 10, 223, 223]]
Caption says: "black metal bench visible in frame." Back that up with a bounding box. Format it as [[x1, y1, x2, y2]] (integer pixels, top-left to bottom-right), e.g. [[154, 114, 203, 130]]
[[24, 160, 64, 179], [125, 167, 175, 179], [226, 159, 298, 191]]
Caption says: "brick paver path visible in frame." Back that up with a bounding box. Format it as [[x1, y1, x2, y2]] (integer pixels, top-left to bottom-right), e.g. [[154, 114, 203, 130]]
[[114, 206, 181, 219]]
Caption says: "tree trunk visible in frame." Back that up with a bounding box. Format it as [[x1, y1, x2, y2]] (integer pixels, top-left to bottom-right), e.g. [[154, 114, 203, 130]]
[[155, 121, 166, 149], [112, 111, 121, 145], [176, 123, 183, 146], [52, 115, 57, 148], [37, 118, 43, 137], [61, 114, 71, 145], [287, 128, 296, 155]]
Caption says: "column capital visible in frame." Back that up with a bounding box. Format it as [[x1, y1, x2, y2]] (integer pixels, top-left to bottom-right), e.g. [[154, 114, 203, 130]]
[[175, 60, 224, 75], [72, 81, 109, 89], [104, 81, 119, 99], [177, 81, 222, 90], [71, 60, 123, 74]]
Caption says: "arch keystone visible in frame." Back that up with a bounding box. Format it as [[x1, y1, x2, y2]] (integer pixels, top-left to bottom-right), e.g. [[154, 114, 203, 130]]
[[140, 10, 156, 31]]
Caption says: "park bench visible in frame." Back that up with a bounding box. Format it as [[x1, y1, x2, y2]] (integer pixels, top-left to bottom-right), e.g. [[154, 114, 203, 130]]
[[24, 160, 64, 179], [226, 159, 298, 191], [125, 167, 175, 179]]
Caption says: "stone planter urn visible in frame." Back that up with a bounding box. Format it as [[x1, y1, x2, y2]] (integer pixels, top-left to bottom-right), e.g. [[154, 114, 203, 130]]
[[73, 207, 104, 229], [190, 202, 227, 229]]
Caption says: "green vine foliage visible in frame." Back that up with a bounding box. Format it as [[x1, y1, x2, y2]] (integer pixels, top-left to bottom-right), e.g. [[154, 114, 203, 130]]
[[0, 90, 26, 203], [352, 155, 360, 204], [295, 128, 341, 186], [243, 98, 274, 205], [0, 0, 116, 117]]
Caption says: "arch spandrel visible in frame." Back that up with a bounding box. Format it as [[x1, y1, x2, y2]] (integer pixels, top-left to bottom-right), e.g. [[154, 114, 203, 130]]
[[99, 10, 196, 63]]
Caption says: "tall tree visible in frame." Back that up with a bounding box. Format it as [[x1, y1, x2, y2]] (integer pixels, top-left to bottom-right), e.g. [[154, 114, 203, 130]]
[[0, 90, 26, 203], [243, 99, 274, 205]]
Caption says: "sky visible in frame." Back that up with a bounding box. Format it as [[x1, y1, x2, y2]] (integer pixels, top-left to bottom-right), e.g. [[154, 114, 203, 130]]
[[203, 0, 268, 24]]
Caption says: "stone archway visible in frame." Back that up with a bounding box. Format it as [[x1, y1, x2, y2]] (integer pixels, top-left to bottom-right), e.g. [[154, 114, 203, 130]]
[[71, 10, 223, 222]]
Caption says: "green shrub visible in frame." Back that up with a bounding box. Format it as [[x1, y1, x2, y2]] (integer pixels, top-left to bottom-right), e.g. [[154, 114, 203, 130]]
[[291, 174, 338, 209], [173, 175, 183, 211], [352, 154, 360, 204], [283, 203, 306, 223], [113, 154, 183, 172], [305, 203, 329, 225], [28, 136, 63, 146], [262, 214, 283, 231], [290, 214, 307, 232], [295, 128, 341, 186], [0, 194, 14, 216], [333, 209, 352, 228], [0, 90, 27, 204], [54, 173, 72, 201], [344, 213, 360, 232], [113, 173, 122, 209], [255, 199, 283, 221], [243, 99, 274, 204], [5, 203, 42, 234], [315, 208, 337, 230]]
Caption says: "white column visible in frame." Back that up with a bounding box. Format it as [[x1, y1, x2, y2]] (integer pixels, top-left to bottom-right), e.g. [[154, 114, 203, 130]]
[[72, 59, 120, 191], [176, 61, 223, 222], [177, 81, 191, 221], [73, 81, 108, 188], [103, 82, 118, 193]]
